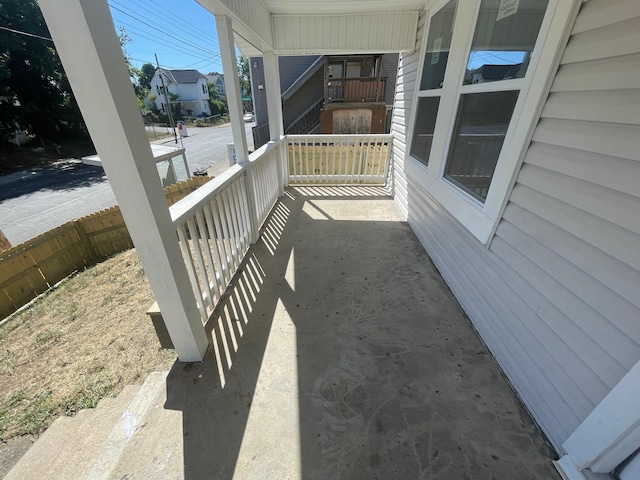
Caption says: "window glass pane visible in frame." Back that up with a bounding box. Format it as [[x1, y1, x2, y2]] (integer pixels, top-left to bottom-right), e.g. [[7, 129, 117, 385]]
[[444, 90, 519, 201], [464, 0, 548, 84], [420, 0, 458, 90], [410, 97, 440, 167]]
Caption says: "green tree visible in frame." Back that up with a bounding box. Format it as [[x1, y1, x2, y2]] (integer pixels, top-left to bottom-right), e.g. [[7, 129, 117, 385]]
[[238, 55, 252, 112], [0, 0, 86, 141], [138, 63, 156, 92], [207, 82, 227, 116]]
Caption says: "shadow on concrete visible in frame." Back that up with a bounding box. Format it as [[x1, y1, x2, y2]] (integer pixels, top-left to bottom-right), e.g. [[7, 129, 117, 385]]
[[164, 186, 558, 480], [0, 161, 108, 201]]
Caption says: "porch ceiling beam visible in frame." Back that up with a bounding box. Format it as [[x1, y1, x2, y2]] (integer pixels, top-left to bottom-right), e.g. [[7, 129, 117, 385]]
[[197, 0, 273, 52], [39, 0, 209, 362]]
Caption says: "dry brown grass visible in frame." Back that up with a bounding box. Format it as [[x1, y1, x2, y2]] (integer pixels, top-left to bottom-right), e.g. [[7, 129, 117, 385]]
[[0, 249, 176, 441]]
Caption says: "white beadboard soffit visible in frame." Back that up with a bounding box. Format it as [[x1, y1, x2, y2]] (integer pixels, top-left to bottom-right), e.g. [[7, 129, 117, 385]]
[[200, 0, 423, 55]]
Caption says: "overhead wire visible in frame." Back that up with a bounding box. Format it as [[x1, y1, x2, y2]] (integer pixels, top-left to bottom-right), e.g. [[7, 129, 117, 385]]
[[128, 0, 220, 49], [0, 26, 53, 42], [112, 17, 215, 62], [109, 3, 220, 59]]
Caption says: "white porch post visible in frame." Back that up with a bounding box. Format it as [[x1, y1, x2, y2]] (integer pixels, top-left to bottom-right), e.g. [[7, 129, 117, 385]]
[[215, 15, 260, 242], [215, 15, 250, 164], [263, 51, 284, 141], [39, 0, 208, 362], [262, 50, 287, 193], [557, 360, 640, 477]]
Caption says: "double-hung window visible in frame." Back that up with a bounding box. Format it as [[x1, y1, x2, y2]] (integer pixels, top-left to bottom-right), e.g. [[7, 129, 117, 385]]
[[407, 0, 574, 243]]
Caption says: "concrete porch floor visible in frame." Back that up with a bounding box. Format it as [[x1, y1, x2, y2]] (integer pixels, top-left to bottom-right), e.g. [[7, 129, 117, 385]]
[[160, 185, 559, 480]]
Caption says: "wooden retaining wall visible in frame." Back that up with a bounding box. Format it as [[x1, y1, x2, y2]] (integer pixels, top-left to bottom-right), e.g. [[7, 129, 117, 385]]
[[0, 176, 210, 319]]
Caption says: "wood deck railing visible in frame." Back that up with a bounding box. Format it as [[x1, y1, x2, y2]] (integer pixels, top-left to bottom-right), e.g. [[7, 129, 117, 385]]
[[326, 77, 386, 103], [287, 134, 392, 184], [169, 139, 286, 323], [169, 133, 392, 325]]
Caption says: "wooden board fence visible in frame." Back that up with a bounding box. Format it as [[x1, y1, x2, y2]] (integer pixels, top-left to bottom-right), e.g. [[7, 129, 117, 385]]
[[0, 176, 210, 319]]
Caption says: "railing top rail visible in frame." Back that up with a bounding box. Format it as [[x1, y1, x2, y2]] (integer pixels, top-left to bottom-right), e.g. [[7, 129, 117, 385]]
[[248, 138, 283, 163], [170, 137, 285, 226], [286, 134, 393, 140], [170, 164, 244, 225], [327, 77, 387, 82]]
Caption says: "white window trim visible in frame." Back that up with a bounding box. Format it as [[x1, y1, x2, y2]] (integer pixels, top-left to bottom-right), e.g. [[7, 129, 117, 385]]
[[406, 0, 579, 244]]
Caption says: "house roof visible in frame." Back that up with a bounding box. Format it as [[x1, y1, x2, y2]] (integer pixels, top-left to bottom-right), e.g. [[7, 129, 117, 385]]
[[166, 69, 205, 84]]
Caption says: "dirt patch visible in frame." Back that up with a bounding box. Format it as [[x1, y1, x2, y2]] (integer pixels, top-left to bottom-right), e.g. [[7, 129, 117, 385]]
[[0, 248, 176, 460]]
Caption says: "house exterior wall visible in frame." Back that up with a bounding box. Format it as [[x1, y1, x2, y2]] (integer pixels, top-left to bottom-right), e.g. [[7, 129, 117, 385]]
[[279, 55, 321, 92], [392, 0, 640, 453], [380, 53, 399, 106], [149, 73, 210, 117]]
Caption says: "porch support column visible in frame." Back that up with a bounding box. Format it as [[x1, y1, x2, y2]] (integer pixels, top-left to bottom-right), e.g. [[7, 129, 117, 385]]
[[262, 50, 286, 192], [216, 15, 259, 242], [263, 51, 284, 141], [39, 0, 208, 362], [215, 15, 249, 165]]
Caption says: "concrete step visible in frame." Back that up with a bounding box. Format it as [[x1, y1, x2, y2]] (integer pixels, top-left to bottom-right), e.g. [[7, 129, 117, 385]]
[[111, 372, 184, 478], [4, 383, 143, 480], [81, 371, 168, 479]]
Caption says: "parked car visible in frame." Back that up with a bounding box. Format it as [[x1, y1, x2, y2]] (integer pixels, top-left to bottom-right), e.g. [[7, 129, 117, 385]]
[[243, 112, 255, 122]]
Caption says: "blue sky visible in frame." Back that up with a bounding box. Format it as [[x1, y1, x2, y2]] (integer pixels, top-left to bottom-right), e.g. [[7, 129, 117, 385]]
[[108, 0, 223, 73]]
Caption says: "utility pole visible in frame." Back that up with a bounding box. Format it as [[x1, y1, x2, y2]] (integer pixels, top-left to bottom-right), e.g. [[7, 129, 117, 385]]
[[155, 54, 178, 144]]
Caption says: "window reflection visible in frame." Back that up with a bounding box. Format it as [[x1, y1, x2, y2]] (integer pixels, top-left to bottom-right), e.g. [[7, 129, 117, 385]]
[[464, 0, 548, 85], [444, 91, 519, 201], [410, 97, 441, 166], [420, 0, 457, 90]]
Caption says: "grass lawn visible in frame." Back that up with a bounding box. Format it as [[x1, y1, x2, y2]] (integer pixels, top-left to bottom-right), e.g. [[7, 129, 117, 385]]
[[0, 248, 176, 441]]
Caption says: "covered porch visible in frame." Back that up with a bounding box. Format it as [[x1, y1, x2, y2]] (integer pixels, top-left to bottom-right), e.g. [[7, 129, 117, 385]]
[[168, 185, 558, 479], [6, 185, 559, 479], [31, 0, 571, 477]]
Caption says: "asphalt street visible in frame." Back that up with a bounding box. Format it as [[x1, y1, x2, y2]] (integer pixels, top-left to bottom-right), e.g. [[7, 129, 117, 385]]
[[0, 121, 255, 246]]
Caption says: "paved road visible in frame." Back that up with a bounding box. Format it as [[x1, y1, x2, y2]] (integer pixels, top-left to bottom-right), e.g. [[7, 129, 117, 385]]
[[0, 122, 255, 246]]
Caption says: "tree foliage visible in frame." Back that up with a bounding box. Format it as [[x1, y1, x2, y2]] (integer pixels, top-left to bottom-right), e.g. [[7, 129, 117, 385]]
[[207, 82, 227, 116], [238, 55, 252, 112], [138, 63, 156, 92], [0, 0, 86, 140]]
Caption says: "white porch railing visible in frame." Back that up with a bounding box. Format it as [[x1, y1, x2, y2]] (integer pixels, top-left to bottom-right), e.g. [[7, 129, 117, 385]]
[[169, 134, 392, 325], [169, 139, 286, 323], [287, 134, 392, 184]]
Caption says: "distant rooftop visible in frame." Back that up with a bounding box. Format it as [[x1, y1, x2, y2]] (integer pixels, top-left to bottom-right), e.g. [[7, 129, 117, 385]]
[[165, 69, 205, 84]]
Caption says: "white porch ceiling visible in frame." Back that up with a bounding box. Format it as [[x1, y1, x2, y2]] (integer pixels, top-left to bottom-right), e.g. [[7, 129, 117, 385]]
[[198, 0, 423, 57], [261, 0, 426, 15]]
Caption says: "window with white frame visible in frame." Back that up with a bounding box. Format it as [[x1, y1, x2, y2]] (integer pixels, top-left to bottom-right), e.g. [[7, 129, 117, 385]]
[[407, 0, 569, 243]]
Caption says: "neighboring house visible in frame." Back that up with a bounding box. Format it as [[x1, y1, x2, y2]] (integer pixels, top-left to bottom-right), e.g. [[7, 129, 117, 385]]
[[205, 72, 226, 97], [41, 1, 640, 479], [250, 54, 399, 148], [149, 69, 211, 117]]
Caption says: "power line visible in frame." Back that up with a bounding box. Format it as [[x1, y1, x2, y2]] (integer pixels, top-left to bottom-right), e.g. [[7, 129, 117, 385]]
[[109, 3, 220, 58], [113, 19, 215, 62], [0, 26, 53, 42], [127, 0, 220, 49]]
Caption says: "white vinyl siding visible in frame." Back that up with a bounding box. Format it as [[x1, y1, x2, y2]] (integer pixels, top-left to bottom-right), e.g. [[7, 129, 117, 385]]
[[393, 0, 640, 452], [390, 9, 426, 219]]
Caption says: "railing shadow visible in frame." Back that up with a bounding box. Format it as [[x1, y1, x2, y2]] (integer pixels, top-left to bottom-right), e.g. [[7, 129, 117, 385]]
[[163, 185, 556, 479], [163, 193, 298, 479]]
